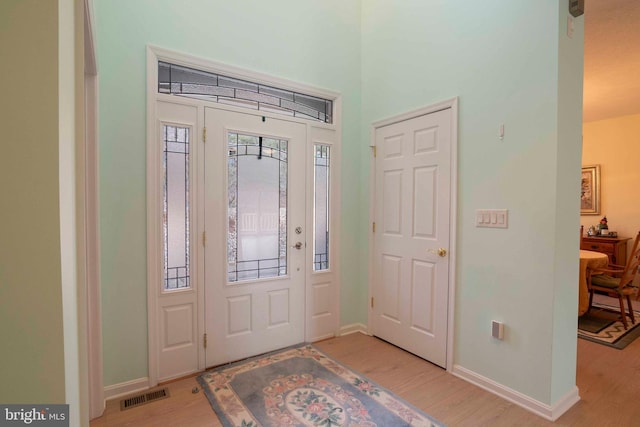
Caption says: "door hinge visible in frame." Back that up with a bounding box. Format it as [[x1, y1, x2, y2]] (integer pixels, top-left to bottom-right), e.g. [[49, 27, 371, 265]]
[[371, 297, 374, 309], [202, 231, 206, 247], [372, 222, 376, 233], [203, 333, 207, 349], [371, 145, 377, 158], [203, 127, 207, 143]]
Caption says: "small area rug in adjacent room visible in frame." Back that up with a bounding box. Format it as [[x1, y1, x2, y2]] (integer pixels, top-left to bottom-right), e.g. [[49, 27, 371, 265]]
[[578, 300, 640, 349], [197, 344, 444, 427]]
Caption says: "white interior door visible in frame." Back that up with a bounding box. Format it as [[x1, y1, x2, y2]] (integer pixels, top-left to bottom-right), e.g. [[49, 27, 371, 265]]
[[204, 108, 306, 367], [372, 108, 452, 368]]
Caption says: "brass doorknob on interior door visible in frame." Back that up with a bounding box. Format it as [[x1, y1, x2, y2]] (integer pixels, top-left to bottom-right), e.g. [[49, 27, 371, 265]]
[[292, 242, 303, 250], [428, 248, 447, 257]]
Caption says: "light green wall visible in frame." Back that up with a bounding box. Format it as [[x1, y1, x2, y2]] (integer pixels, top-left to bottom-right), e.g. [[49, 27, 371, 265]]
[[93, 0, 363, 386], [0, 0, 67, 403], [361, 1, 582, 406], [94, 0, 584, 408], [552, 2, 583, 403]]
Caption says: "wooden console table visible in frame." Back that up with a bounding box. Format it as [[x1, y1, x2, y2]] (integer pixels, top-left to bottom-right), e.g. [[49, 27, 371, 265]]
[[580, 235, 631, 265]]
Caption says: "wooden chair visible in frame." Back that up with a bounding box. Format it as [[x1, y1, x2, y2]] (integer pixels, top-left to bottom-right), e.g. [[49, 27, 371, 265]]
[[588, 231, 640, 329]]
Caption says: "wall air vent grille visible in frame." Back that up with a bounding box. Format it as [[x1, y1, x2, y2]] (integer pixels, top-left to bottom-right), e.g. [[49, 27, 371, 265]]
[[120, 387, 170, 411]]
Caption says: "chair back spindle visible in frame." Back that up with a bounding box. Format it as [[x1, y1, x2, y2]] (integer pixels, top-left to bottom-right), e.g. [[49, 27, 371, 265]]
[[588, 231, 640, 328], [618, 231, 640, 292]]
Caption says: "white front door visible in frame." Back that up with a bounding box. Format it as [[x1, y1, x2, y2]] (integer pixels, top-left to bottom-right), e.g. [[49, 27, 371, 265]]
[[204, 107, 306, 367], [372, 108, 452, 368], [155, 100, 201, 381]]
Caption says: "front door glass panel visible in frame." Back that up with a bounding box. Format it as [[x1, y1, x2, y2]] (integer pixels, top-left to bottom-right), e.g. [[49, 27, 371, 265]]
[[228, 132, 288, 282], [162, 124, 191, 290], [313, 144, 330, 271]]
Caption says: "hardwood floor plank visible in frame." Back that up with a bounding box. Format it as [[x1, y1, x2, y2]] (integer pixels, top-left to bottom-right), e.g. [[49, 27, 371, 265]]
[[91, 333, 640, 426]]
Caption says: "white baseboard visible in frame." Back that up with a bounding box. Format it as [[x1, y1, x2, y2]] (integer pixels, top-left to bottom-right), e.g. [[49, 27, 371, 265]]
[[550, 386, 581, 421], [338, 323, 369, 336], [104, 377, 150, 401], [452, 365, 580, 421], [310, 332, 337, 342]]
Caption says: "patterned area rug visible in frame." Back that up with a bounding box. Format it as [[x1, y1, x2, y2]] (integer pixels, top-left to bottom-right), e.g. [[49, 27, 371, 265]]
[[578, 302, 640, 349], [197, 344, 444, 427]]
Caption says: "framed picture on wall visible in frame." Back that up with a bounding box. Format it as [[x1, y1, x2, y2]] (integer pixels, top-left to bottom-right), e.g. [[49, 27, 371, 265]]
[[581, 165, 600, 215]]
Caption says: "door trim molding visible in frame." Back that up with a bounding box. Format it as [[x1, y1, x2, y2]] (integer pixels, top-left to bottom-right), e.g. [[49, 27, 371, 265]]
[[85, 73, 104, 418], [367, 98, 458, 371], [146, 45, 342, 384], [83, 0, 104, 418], [146, 47, 161, 388]]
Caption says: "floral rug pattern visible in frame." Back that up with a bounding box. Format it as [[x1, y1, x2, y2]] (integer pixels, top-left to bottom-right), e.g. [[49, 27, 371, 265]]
[[197, 344, 444, 427]]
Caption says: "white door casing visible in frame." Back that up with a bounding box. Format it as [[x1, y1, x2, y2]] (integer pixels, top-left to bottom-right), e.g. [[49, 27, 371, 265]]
[[204, 108, 306, 367], [147, 45, 341, 383], [371, 105, 454, 368]]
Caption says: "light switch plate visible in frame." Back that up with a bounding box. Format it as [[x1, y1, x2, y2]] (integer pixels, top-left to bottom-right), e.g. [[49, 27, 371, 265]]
[[476, 209, 508, 228]]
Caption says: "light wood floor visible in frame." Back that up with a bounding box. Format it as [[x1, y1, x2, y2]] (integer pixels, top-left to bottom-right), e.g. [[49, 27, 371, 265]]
[[91, 332, 640, 426]]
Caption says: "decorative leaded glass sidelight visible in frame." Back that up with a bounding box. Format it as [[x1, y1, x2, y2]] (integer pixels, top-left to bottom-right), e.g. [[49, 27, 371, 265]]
[[158, 62, 333, 124], [228, 133, 288, 282], [314, 145, 330, 271], [162, 125, 191, 290]]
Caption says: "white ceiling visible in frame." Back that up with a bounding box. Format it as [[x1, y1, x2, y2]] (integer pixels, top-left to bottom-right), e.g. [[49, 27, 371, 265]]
[[583, 0, 640, 122]]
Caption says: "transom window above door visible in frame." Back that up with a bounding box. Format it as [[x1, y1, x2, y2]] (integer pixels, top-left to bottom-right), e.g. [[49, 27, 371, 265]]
[[158, 62, 333, 123]]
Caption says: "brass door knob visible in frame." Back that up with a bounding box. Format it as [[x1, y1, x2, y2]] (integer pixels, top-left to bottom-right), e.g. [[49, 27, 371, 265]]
[[428, 248, 447, 257]]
